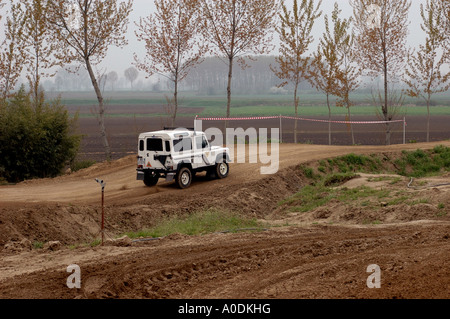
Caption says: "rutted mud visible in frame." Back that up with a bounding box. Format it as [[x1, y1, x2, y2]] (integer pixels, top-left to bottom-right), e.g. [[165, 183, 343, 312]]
[[0, 142, 449, 299]]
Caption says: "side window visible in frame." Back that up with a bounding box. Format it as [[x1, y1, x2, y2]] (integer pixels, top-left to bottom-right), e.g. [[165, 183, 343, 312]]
[[165, 140, 171, 152], [196, 136, 209, 149], [173, 138, 192, 152], [202, 136, 209, 149], [139, 140, 144, 151]]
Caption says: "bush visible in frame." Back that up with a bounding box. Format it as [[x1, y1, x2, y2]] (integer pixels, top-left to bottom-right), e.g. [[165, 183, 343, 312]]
[[0, 87, 81, 182]]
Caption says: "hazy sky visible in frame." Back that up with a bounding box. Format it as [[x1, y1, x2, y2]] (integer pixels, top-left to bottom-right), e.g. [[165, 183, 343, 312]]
[[104, 0, 427, 81], [0, 0, 428, 82]]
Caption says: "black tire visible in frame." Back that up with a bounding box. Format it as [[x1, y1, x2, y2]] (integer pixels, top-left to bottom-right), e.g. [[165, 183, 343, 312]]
[[143, 171, 159, 187], [215, 162, 229, 179], [206, 167, 216, 180], [175, 167, 192, 189]]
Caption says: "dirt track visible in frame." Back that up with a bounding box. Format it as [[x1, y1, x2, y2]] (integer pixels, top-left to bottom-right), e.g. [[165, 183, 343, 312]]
[[0, 142, 449, 299]]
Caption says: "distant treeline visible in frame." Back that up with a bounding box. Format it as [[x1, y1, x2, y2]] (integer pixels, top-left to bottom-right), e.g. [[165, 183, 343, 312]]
[[39, 56, 317, 95], [180, 56, 314, 95]]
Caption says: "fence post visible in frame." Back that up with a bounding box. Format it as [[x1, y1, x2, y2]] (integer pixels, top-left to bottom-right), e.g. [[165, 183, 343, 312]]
[[95, 178, 106, 246], [279, 115, 282, 144]]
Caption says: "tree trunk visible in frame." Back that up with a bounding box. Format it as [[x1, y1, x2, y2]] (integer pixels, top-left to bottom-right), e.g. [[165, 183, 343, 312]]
[[383, 47, 391, 146], [347, 104, 355, 145], [32, 53, 40, 105], [327, 93, 331, 146], [294, 83, 299, 144], [426, 96, 431, 143], [172, 79, 178, 127], [85, 58, 112, 161], [225, 56, 234, 136]]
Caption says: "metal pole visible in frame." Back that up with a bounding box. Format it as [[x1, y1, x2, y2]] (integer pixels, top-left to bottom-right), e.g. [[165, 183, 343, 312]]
[[279, 115, 282, 144], [95, 178, 106, 246], [101, 188, 104, 246]]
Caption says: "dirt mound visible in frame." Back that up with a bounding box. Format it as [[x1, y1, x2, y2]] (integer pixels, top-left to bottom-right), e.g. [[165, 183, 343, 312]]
[[272, 173, 450, 227], [1, 142, 450, 248], [0, 224, 448, 299], [1, 142, 450, 299], [0, 204, 100, 247]]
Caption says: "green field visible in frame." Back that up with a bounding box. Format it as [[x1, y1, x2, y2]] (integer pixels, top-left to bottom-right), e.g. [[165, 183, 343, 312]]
[[50, 91, 450, 118]]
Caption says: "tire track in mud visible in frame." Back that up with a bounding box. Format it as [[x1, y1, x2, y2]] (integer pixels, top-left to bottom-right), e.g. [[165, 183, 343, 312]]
[[1, 142, 450, 299], [1, 223, 447, 299]]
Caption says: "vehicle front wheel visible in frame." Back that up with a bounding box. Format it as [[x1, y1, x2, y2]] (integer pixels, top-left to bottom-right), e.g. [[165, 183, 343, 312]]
[[215, 162, 229, 179], [175, 167, 192, 189]]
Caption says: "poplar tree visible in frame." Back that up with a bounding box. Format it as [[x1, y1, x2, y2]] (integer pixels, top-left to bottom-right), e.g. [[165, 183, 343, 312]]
[[404, 0, 450, 143], [0, 1, 27, 100], [21, 0, 62, 104], [135, 0, 205, 127], [351, 0, 411, 145], [272, 0, 322, 144], [201, 0, 279, 127], [308, 3, 339, 146]]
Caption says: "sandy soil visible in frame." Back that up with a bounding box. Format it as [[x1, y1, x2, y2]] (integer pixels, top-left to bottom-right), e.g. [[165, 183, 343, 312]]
[[0, 142, 449, 299]]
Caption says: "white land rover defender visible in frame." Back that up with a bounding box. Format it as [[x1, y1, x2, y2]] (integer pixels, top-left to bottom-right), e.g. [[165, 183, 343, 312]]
[[136, 128, 230, 189]]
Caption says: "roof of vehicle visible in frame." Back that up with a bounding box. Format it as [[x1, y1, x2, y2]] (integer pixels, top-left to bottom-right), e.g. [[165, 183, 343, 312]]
[[139, 130, 204, 139]]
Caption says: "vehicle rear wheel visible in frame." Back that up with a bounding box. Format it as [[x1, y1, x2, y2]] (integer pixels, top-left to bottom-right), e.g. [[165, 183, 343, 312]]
[[144, 171, 159, 187], [215, 162, 229, 179], [176, 167, 192, 189]]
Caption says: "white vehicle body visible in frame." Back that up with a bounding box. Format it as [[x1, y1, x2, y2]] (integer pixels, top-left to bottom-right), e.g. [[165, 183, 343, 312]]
[[136, 129, 230, 189]]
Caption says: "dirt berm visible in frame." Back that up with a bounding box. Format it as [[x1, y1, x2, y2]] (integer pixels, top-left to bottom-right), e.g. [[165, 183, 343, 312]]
[[0, 142, 449, 299]]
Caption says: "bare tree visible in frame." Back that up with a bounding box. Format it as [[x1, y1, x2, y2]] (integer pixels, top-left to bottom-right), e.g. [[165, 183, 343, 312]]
[[442, 0, 450, 59], [308, 3, 340, 146], [0, 1, 27, 100], [47, 0, 133, 161], [21, 0, 62, 104], [272, 0, 322, 144], [200, 0, 279, 125], [106, 71, 118, 91], [124, 66, 138, 90], [333, 6, 361, 146], [134, 0, 205, 127], [404, 0, 450, 143], [351, 0, 411, 145]]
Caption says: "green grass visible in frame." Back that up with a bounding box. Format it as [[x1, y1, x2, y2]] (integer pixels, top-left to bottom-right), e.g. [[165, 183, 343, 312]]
[[70, 160, 96, 172], [32, 241, 44, 249], [124, 209, 264, 239], [318, 153, 384, 175], [280, 146, 450, 214], [395, 146, 450, 177], [57, 91, 450, 118], [282, 183, 391, 213], [307, 146, 450, 179]]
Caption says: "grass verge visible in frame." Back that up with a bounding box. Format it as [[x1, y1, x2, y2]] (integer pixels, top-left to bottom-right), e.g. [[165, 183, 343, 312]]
[[124, 209, 265, 239], [281, 146, 450, 215]]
